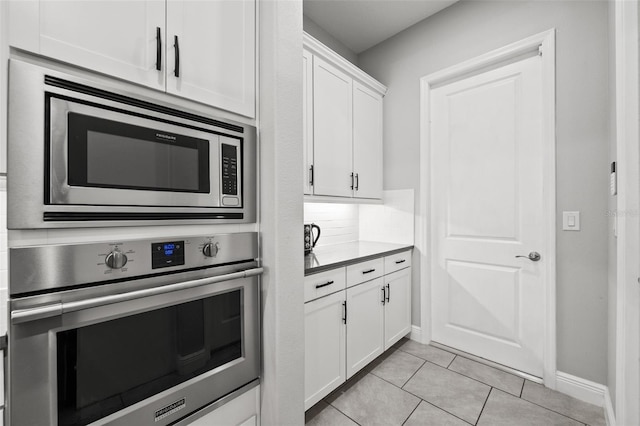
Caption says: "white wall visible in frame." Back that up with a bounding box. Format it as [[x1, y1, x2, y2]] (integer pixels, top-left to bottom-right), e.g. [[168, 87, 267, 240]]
[[259, 0, 305, 424], [358, 0, 610, 384], [607, 0, 617, 408], [303, 15, 358, 65]]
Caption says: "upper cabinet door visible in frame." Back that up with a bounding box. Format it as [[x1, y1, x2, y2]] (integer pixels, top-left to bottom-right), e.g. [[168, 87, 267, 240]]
[[166, 0, 256, 118], [38, 1, 166, 90], [303, 50, 314, 195], [313, 56, 353, 198], [352, 82, 383, 199]]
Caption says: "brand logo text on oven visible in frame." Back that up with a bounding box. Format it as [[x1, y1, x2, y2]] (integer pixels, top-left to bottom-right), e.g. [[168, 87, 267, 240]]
[[156, 133, 177, 141]]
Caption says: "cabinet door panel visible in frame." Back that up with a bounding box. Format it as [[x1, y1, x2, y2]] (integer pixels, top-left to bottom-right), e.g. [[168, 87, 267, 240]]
[[384, 268, 412, 350], [303, 50, 314, 195], [187, 385, 259, 426], [39, 0, 165, 90], [346, 278, 384, 378], [353, 82, 383, 200], [305, 291, 346, 410], [167, 0, 255, 117], [313, 56, 353, 197]]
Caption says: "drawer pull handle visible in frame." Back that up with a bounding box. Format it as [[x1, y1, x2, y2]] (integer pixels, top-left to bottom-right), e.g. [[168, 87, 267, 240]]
[[386, 283, 390, 302], [381, 287, 386, 305], [342, 301, 347, 324], [395, 259, 406, 264], [362, 269, 376, 274], [315, 280, 334, 289]]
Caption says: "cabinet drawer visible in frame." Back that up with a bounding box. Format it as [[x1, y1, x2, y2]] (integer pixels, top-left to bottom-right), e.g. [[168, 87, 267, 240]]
[[346, 258, 384, 287], [305, 268, 346, 302], [384, 250, 412, 275]]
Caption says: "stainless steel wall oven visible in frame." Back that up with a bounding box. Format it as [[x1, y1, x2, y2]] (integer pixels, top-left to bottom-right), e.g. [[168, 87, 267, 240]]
[[8, 232, 261, 425], [7, 59, 256, 229]]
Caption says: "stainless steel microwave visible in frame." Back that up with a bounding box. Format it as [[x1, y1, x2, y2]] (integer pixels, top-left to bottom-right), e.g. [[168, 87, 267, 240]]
[[7, 59, 256, 229]]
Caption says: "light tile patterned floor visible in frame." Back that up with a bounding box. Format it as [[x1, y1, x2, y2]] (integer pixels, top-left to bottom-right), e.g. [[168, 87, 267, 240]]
[[305, 339, 606, 426]]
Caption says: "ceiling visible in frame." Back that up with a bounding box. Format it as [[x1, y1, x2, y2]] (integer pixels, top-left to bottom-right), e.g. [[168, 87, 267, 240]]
[[303, 0, 459, 54]]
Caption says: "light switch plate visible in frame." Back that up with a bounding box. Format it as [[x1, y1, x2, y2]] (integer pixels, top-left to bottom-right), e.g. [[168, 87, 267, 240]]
[[563, 211, 580, 231]]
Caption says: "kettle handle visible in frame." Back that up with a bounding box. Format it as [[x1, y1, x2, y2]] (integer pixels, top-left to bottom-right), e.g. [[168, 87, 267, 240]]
[[310, 224, 321, 248]]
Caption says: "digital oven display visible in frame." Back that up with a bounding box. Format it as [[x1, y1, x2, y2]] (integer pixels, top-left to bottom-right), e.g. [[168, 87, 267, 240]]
[[151, 241, 185, 269]]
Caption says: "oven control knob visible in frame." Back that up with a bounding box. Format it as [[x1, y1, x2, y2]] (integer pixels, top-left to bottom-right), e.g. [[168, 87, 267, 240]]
[[105, 250, 128, 269], [203, 242, 220, 257]]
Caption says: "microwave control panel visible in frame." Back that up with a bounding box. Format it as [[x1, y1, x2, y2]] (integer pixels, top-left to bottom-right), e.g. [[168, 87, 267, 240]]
[[221, 143, 238, 196]]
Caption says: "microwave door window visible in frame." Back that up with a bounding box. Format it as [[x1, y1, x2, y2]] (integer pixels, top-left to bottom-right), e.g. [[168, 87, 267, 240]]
[[67, 113, 210, 194], [86, 131, 200, 191]]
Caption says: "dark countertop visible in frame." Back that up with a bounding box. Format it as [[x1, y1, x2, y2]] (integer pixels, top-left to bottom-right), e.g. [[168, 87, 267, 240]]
[[304, 241, 413, 275]]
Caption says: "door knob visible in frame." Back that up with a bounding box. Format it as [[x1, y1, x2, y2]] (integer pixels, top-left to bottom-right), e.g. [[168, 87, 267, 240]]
[[515, 252, 541, 262]]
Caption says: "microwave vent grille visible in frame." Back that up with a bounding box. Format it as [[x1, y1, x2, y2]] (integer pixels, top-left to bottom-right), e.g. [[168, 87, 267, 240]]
[[44, 75, 245, 134]]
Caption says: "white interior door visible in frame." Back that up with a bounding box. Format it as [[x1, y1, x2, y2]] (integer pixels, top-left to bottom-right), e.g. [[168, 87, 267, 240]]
[[431, 54, 545, 377]]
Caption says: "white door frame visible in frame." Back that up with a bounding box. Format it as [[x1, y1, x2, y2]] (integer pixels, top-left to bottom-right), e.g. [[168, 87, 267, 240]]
[[614, 0, 639, 424], [417, 29, 557, 387]]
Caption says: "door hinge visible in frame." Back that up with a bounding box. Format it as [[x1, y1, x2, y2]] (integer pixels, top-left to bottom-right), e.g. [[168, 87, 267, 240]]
[[538, 44, 543, 56]]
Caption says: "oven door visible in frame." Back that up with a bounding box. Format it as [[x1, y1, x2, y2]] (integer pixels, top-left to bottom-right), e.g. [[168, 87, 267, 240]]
[[8, 269, 260, 426], [49, 96, 242, 209]]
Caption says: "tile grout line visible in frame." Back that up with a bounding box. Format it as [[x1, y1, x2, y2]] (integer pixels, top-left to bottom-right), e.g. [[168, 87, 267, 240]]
[[445, 370, 523, 398], [397, 343, 525, 395], [419, 399, 476, 426], [397, 359, 426, 389], [516, 395, 599, 426], [446, 354, 457, 369], [378, 342, 599, 426], [326, 400, 364, 426], [400, 385, 475, 426], [399, 399, 421, 426], [474, 386, 493, 426]]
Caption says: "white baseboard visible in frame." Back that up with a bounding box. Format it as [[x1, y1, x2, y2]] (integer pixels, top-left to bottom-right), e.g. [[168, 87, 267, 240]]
[[556, 371, 606, 407], [604, 387, 616, 426], [409, 325, 422, 343]]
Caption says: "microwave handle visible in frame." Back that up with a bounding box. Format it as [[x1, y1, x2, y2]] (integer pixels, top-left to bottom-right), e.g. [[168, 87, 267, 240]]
[[11, 267, 263, 325]]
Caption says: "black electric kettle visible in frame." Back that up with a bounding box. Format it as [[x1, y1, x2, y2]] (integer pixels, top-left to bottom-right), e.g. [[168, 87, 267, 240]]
[[304, 223, 321, 255]]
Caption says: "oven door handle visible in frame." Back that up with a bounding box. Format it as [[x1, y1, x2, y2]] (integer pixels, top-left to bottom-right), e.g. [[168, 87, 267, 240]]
[[11, 267, 264, 325]]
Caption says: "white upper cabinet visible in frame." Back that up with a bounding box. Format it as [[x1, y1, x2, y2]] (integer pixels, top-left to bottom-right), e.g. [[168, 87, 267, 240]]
[[353, 82, 383, 200], [166, 0, 255, 117], [303, 32, 386, 201], [9, 0, 255, 118], [303, 49, 314, 195], [29, 1, 166, 90], [313, 56, 353, 198]]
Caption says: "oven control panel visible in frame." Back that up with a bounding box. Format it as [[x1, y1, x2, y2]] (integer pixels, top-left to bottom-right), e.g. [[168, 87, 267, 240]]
[[9, 232, 258, 296], [151, 241, 185, 269]]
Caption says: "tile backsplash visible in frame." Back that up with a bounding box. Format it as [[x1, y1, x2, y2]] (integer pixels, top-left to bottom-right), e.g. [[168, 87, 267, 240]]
[[304, 203, 359, 247], [360, 189, 415, 245], [304, 189, 415, 248]]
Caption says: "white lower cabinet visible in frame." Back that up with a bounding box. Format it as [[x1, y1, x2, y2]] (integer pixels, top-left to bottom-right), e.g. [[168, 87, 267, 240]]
[[304, 249, 413, 411], [186, 384, 259, 426], [383, 268, 412, 350], [346, 278, 385, 378], [304, 291, 346, 410]]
